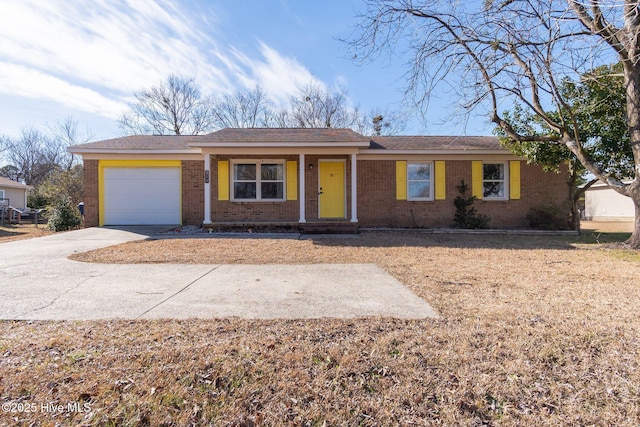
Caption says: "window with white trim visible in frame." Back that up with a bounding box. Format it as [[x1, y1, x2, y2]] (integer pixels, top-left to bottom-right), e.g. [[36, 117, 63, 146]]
[[232, 161, 285, 201], [0, 190, 5, 205], [407, 162, 433, 200], [483, 163, 507, 199]]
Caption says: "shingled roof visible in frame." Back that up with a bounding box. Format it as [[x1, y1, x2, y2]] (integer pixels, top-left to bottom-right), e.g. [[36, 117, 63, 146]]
[[69, 135, 194, 152], [191, 128, 371, 145], [68, 130, 505, 153], [0, 177, 32, 189], [368, 135, 503, 151]]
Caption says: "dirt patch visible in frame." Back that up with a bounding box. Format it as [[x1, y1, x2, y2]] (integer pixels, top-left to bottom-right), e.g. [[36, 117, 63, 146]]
[[3, 232, 640, 425], [0, 224, 52, 243], [581, 220, 634, 233]]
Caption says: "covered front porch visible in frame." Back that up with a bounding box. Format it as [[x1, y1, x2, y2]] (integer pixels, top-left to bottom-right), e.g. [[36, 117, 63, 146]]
[[189, 129, 370, 232]]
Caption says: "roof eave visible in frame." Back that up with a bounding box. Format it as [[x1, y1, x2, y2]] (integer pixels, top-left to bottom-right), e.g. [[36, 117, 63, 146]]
[[0, 183, 32, 190], [359, 148, 512, 155], [68, 148, 201, 155], [188, 141, 371, 148]]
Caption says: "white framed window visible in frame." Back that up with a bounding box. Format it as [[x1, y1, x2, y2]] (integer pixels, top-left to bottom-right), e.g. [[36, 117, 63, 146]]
[[407, 162, 433, 200], [231, 160, 285, 201], [483, 163, 508, 200], [0, 190, 5, 205]]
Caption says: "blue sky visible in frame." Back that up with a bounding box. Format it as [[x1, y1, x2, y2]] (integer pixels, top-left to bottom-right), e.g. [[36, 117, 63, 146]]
[[0, 0, 494, 141]]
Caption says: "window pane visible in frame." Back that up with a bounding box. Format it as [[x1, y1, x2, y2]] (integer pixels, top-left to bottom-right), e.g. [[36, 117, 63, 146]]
[[483, 164, 504, 180], [408, 181, 431, 199], [261, 182, 283, 199], [408, 163, 431, 180], [234, 182, 256, 199], [234, 164, 256, 180], [261, 164, 283, 180], [483, 182, 504, 198]]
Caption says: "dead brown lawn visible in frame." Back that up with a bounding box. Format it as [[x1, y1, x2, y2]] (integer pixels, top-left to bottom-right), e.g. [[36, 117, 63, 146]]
[[0, 223, 51, 243], [2, 232, 640, 426]]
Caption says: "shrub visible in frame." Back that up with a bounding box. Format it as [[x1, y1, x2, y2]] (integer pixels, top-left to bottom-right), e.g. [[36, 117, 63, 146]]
[[453, 180, 490, 229], [47, 197, 82, 232], [527, 205, 567, 230]]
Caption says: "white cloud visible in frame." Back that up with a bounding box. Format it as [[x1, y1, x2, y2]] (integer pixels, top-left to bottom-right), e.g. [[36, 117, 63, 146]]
[[0, 0, 326, 121], [231, 42, 326, 105], [0, 63, 126, 118]]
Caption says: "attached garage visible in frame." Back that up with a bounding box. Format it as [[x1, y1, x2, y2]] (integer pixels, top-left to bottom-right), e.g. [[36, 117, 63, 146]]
[[99, 160, 181, 226]]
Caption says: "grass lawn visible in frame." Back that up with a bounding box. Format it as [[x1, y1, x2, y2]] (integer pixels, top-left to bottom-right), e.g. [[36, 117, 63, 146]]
[[1, 231, 639, 426]]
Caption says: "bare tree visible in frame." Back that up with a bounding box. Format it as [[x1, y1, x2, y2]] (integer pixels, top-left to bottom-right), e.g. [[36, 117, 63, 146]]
[[350, 0, 640, 247], [6, 128, 62, 185], [0, 134, 8, 157], [212, 86, 274, 128], [287, 82, 361, 129], [268, 108, 294, 128], [119, 75, 215, 135], [355, 108, 408, 136], [48, 116, 93, 170]]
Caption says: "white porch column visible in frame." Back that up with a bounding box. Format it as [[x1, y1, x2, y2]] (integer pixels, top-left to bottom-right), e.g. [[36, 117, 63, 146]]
[[299, 153, 306, 223], [203, 153, 212, 224], [350, 153, 358, 223]]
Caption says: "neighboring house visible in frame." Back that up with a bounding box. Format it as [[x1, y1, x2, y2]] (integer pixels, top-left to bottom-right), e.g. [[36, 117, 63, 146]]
[[584, 180, 635, 221], [68, 128, 570, 231], [0, 176, 31, 210]]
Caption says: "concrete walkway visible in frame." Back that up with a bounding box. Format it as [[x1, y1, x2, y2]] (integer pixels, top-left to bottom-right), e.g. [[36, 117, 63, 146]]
[[0, 227, 437, 320]]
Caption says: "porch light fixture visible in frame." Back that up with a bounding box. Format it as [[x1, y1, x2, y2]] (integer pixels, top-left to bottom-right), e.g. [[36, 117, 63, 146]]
[[309, 163, 313, 170]]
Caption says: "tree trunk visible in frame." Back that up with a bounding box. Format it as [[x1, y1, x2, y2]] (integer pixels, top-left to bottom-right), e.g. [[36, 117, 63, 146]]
[[626, 188, 640, 248], [621, 42, 640, 248], [570, 198, 581, 232], [567, 171, 580, 232]]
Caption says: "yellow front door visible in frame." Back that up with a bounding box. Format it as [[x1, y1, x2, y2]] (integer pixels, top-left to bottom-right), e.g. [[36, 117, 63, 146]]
[[319, 161, 345, 218]]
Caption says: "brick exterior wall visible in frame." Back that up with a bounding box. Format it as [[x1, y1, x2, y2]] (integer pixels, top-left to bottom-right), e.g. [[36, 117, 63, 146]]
[[207, 154, 355, 223], [182, 160, 204, 225], [210, 155, 300, 222], [82, 160, 99, 227], [84, 155, 570, 229], [357, 159, 570, 228]]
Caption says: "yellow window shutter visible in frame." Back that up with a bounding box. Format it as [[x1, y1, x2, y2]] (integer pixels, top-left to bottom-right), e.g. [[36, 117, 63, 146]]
[[218, 161, 229, 201], [471, 161, 483, 200], [286, 161, 297, 201], [510, 160, 521, 200], [435, 161, 446, 200], [396, 161, 407, 200]]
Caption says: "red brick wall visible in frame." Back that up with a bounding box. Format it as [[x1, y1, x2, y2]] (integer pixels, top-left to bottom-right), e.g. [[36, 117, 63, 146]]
[[82, 160, 99, 227], [84, 155, 570, 229], [210, 155, 300, 222], [182, 160, 204, 225], [357, 159, 570, 228]]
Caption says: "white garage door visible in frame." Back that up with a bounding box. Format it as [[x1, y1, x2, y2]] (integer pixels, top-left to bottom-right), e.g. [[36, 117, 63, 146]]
[[103, 167, 181, 225]]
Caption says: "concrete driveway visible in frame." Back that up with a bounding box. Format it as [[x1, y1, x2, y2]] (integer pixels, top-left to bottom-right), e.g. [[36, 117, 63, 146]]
[[0, 227, 437, 320]]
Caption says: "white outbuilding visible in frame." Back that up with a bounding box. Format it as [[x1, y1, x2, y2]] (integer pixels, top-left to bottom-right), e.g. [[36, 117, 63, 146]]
[[584, 181, 635, 221]]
